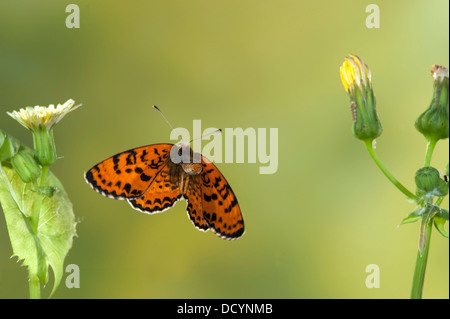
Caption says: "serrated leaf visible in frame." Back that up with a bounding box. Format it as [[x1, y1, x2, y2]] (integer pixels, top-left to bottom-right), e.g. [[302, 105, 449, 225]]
[[0, 163, 77, 297], [0, 164, 48, 283]]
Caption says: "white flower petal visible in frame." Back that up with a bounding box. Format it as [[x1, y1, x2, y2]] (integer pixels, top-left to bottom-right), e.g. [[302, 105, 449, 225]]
[[7, 99, 81, 130]]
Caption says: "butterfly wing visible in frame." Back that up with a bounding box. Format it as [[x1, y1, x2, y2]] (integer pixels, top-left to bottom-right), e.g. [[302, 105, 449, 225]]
[[127, 161, 183, 213], [200, 156, 245, 240], [85, 143, 173, 200], [183, 175, 210, 232]]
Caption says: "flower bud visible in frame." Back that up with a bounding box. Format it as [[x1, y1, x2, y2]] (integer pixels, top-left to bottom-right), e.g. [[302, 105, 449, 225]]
[[10, 150, 42, 183], [415, 167, 448, 201], [415, 65, 449, 142], [0, 131, 21, 162], [340, 55, 382, 141]]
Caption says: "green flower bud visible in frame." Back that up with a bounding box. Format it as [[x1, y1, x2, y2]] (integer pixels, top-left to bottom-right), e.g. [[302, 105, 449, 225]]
[[340, 55, 382, 141], [415, 65, 449, 142], [10, 150, 42, 183], [415, 167, 448, 202], [0, 131, 21, 162]]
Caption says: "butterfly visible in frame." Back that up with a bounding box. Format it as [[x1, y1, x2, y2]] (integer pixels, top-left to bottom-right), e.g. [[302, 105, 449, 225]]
[[84, 107, 244, 240]]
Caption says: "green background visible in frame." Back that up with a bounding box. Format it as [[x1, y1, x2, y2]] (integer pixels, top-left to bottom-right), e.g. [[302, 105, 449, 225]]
[[0, 0, 448, 298]]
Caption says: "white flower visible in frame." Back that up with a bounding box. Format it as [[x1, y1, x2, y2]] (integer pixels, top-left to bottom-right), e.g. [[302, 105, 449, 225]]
[[7, 99, 81, 131]]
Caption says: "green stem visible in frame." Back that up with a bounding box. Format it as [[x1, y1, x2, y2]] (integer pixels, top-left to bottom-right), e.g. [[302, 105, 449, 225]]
[[363, 139, 417, 200], [424, 138, 437, 167], [410, 136, 442, 299], [410, 215, 433, 299], [29, 274, 41, 299]]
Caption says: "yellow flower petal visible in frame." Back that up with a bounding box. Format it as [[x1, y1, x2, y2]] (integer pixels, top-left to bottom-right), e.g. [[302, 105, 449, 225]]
[[340, 65, 350, 92], [340, 55, 372, 93]]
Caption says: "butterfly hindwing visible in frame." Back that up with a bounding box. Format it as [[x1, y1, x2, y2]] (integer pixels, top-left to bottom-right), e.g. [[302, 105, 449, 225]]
[[128, 161, 182, 213], [184, 175, 210, 232], [85, 144, 172, 200], [200, 156, 245, 240]]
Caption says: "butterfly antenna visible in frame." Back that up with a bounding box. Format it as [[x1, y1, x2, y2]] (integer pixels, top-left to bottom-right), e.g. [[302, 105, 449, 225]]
[[189, 128, 222, 144], [152, 105, 176, 131], [152, 105, 186, 142]]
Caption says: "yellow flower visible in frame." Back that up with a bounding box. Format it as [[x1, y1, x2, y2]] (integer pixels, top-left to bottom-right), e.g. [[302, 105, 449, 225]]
[[7, 99, 81, 131], [340, 54, 372, 93], [339, 55, 382, 141]]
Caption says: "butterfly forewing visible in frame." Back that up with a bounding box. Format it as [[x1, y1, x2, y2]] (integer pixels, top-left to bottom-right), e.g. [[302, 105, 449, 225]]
[[85, 144, 172, 199]]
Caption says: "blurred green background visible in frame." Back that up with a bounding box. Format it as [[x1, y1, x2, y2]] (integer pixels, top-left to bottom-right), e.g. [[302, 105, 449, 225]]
[[0, 0, 448, 299]]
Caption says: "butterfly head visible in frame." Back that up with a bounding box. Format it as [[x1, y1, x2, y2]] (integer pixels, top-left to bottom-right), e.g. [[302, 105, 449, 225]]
[[170, 142, 202, 175], [152, 105, 219, 176], [181, 162, 203, 175]]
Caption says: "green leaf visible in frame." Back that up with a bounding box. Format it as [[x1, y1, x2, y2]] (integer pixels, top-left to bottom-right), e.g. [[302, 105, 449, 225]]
[[0, 163, 77, 297], [438, 207, 449, 220], [0, 164, 47, 283], [434, 208, 449, 238], [400, 207, 427, 225]]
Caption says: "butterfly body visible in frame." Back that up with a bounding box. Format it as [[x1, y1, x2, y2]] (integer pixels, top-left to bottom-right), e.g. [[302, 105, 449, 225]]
[[85, 143, 244, 240]]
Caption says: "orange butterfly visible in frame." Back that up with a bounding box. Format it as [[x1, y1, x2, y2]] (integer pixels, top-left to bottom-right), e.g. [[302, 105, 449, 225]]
[[84, 107, 244, 240]]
